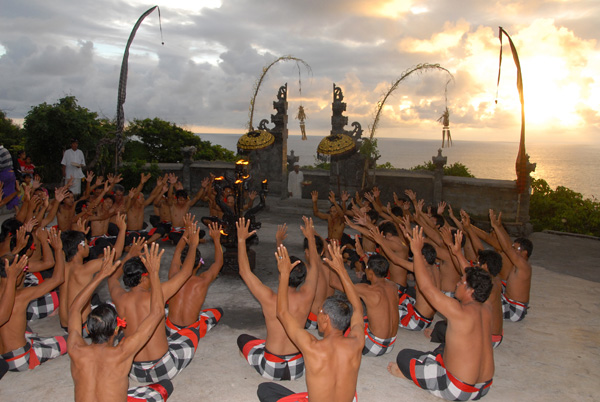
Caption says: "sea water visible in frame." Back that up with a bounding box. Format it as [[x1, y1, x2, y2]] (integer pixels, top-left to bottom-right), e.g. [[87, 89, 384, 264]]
[[199, 134, 600, 200]]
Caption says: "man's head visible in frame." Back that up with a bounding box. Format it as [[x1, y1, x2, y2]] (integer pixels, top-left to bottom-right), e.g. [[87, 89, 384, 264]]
[[175, 189, 188, 206], [102, 195, 115, 210], [293, 162, 300, 173], [366, 210, 379, 224], [477, 249, 502, 277], [421, 243, 437, 265], [22, 173, 32, 184], [457, 267, 493, 303], [113, 184, 125, 202], [0, 218, 22, 244], [17, 150, 25, 159], [70, 138, 79, 151], [390, 206, 403, 217], [365, 254, 389, 278], [378, 221, 398, 238], [62, 190, 75, 206], [122, 257, 148, 288], [303, 235, 325, 257], [329, 204, 339, 218], [0, 254, 26, 286], [61, 230, 88, 262], [430, 213, 445, 228], [87, 303, 120, 344], [320, 294, 353, 333], [180, 244, 202, 270], [288, 256, 307, 288], [513, 237, 533, 259]]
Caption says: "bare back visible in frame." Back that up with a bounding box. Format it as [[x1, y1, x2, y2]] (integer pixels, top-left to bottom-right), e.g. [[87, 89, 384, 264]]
[[444, 302, 494, 385], [264, 289, 312, 355], [167, 275, 210, 327], [303, 333, 363, 402], [357, 279, 399, 339], [117, 289, 168, 362]]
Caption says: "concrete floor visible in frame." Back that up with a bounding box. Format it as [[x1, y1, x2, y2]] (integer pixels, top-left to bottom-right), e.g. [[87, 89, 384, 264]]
[[1, 199, 599, 401]]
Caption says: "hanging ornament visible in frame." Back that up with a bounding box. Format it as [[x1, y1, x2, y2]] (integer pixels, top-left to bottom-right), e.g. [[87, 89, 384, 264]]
[[438, 107, 452, 148], [296, 105, 307, 140]]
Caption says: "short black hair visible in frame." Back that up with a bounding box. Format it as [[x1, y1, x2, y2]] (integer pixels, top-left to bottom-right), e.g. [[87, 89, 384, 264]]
[[514, 237, 533, 258], [61, 230, 86, 262], [122, 257, 148, 288], [421, 243, 437, 265], [366, 254, 389, 278], [180, 244, 202, 269], [288, 256, 307, 288], [0, 254, 16, 278], [452, 229, 466, 247], [366, 210, 379, 223], [390, 206, 403, 217], [87, 303, 118, 344], [378, 221, 398, 236], [322, 294, 352, 332], [303, 235, 324, 255], [431, 213, 445, 227], [465, 266, 493, 303], [478, 250, 502, 277], [175, 189, 188, 199], [0, 218, 23, 243]]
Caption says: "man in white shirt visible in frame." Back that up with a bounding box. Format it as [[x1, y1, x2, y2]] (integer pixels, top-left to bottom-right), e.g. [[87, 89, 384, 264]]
[[61, 138, 86, 196], [287, 162, 305, 199]]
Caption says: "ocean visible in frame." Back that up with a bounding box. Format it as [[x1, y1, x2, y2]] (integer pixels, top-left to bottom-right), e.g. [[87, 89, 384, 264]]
[[199, 134, 600, 200]]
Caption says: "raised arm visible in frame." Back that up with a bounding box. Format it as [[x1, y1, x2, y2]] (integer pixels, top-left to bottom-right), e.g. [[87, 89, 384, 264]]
[[119, 243, 166, 357], [298, 216, 320, 298], [311, 191, 329, 220], [68, 247, 120, 346], [161, 219, 199, 300], [323, 241, 365, 342], [0, 255, 28, 325], [201, 222, 224, 283], [275, 245, 317, 348], [237, 217, 274, 304]]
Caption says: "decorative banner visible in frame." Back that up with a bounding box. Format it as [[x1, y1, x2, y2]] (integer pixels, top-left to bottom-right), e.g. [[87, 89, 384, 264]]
[[496, 26, 527, 194]]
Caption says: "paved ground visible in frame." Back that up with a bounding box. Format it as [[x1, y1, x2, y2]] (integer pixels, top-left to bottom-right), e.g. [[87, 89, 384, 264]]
[[1, 199, 599, 401]]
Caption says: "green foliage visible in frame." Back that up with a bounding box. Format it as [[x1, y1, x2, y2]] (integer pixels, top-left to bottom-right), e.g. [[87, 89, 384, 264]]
[[359, 138, 381, 169], [123, 118, 236, 162], [118, 160, 163, 193], [0, 110, 24, 152], [23, 96, 112, 182], [529, 178, 600, 236], [410, 161, 475, 178], [376, 162, 395, 169]]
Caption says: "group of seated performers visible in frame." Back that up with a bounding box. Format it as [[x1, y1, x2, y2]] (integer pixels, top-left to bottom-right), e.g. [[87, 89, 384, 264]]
[[0, 168, 533, 402]]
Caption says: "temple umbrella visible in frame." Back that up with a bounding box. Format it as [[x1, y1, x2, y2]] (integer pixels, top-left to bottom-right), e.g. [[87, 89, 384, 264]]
[[237, 129, 275, 154], [317, 133, 356, 162]]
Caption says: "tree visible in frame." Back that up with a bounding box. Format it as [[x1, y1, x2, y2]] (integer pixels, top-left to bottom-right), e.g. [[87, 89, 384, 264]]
[[0, 110, 24, 152], [23, 96, 114, 182], [411, 161, 475, 178], [123, 118, 236, 162]]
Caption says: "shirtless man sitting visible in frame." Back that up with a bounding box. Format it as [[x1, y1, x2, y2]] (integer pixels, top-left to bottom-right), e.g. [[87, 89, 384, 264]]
[[257, 241, 364, 401], [68, 245, 174, 402], [388, 226, 494, 401], [236, 216, 318, 381], [166, 181, 206, 244], [311, 190, 346, 243], [124, 176, 167, 244], [489, 209, 532, 322], [331, 253, 399, 356], [165, 221, 224, 337], [0, 229, 67, 372], [371, 226, 440, 331], [58, 214, 126, 332], [108, 220, 201, 383]]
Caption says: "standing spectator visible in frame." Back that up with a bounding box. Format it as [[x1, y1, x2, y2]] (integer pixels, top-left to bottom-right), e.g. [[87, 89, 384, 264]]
[[22, 156, 35, 176], [13, 150, 26, 182], [287, 162, 306, 199], [0, 144, 19, 209], [61, 138, 85, 197]]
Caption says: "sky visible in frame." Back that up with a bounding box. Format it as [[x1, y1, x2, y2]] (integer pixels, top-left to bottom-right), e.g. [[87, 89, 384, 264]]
[[0, 0, 599, 144]]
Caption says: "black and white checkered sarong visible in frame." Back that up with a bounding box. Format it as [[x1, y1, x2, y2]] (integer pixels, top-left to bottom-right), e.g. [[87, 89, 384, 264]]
[[501, 293, 528, 322], [129, 325, 199, 383], [399, 293, 432, 331], [240, 336, 304, 381], [1, 332, 67, 371], [362, 322, 396, 357]]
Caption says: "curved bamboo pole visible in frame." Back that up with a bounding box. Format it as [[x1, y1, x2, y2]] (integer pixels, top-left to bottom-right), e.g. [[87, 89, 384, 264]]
[[114, 5, 163, 171], [362, 63, 454, 189], [247, 56, 311, 131]]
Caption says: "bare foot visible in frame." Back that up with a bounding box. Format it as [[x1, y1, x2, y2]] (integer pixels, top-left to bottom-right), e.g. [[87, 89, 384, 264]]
[[424, 328, 433, 339], [387, 362, 406, 379]]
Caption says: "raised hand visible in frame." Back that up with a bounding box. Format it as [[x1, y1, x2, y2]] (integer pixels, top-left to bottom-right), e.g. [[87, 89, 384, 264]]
[[311, 190, 319, 202], [208, 222, 222, 242], [275, 244, 299, 276], [328, 190, 336, 204], [140, 243, 164, 276], [115, 213, 127, 231], [47, 227, 62, 250], [372, 186, 381, 199], [74, 218, 90, 234], [236, 217, 256, 241], [341, 191, 350, 202], [489, 209, 502, 228], [5, 254, 28, 279], [99, 247, 121, 277], [299, 216, 315, 239], [323, 240, 345, 276], [405, 189, 417, 202], [275, 223, 288, 244], [86, 171, 95, 183], [407, 226, 425, 255], [437, 201, 447, 215], [127, 237, 147, 258]]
